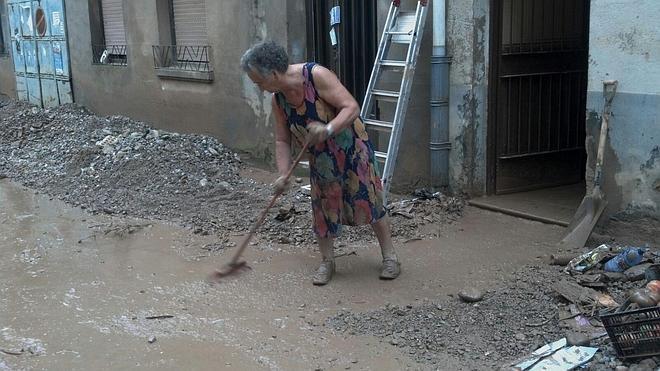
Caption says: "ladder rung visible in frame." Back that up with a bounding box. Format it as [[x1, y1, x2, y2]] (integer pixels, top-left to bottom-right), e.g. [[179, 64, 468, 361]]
[[386, 31, 413, 35], [364, 119, 393, 131], [374, 151, 388, 161], [381, 60, 406, 68], [371, 89, 400, 102]]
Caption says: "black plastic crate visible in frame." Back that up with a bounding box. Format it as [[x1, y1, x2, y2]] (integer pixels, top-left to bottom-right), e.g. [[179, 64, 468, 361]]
[[601, 306, 660, 359]]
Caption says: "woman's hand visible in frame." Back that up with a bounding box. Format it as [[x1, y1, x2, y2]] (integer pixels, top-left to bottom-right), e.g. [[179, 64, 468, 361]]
[[272, 175, 291, 195], [307, 121, 329, 145]]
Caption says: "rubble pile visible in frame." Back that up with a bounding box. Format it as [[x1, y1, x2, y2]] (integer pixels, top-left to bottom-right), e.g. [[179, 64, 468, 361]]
[[328, 246, 660, 370], [328, 265, 565, 368], [0, 101, 464, 248]]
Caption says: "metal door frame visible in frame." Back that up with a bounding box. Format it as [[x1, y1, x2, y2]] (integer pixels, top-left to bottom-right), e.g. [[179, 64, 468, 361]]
[[487, 0, 590, 195]]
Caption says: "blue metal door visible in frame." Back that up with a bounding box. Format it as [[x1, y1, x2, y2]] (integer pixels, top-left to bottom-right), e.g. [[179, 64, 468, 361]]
[[7, 0, 72, 107]]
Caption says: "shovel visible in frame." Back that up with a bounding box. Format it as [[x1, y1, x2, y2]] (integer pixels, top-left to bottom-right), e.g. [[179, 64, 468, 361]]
[[556, 80, 618, 251]]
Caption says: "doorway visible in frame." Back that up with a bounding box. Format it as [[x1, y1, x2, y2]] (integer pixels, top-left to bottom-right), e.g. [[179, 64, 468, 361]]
[[7, 0, 73, 107], [487, 0, 590, 195], [306, 0, 377, 105]]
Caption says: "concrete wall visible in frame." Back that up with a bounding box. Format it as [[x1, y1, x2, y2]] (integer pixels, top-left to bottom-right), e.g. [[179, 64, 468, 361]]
[[383, 1, 433, 191], [63, 0, 299, 161], [446, 0, 489, 195], [585, 0, 660, 217], [0, 0, 15, 98], [375, 0, 490, 195], [0, 0, 488, 196]]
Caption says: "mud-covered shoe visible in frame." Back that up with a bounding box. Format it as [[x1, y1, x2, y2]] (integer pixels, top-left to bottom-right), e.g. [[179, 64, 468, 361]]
[[379, 258, 401, 280], [312, 260, 335, 286]]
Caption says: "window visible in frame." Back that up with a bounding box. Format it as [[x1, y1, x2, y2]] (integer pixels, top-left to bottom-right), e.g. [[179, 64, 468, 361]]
[[89, 0, 127, 66], [171, 0, 209, 47], [152, 0, 212, 81]]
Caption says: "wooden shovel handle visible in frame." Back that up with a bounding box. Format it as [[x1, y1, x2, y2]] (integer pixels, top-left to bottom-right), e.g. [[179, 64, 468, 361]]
[[227, 140, 310, 265]]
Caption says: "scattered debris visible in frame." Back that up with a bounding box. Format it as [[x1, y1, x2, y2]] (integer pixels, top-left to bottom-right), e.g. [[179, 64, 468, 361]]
[[145, 315, 174, 320], [513, 337, 599, 371], [604, 247, 647, 272], [566, 244, 621, 273], [0, 348, 23, 356]]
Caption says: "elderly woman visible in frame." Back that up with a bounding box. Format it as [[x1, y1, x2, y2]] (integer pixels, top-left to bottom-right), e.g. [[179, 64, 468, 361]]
[[240, 41, 400, 285]]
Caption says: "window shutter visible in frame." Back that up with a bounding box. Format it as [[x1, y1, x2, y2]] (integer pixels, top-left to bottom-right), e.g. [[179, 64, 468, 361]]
[[101, 0, 126, 46], [172, 0, 208, 46]]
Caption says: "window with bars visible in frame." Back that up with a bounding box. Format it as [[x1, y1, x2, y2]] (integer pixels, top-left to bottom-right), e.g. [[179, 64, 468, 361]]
[[89, 0, 127, 66], [152, 0, 212, 80]]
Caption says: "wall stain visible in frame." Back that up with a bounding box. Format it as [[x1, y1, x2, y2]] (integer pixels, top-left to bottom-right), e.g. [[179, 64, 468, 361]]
[[457, 91, 480, 193], [242, 0, 271, 127], [641, 146, 659, 171], [617, 27, 639, 54]]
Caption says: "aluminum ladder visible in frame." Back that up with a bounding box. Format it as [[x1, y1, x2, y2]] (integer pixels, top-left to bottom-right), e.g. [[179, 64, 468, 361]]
[[361, 0, 428, 202]]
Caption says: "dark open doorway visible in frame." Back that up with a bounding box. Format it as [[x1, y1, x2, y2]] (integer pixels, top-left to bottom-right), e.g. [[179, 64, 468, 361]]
[[487, 0, 591, 196], [305, 0, 377, 105]]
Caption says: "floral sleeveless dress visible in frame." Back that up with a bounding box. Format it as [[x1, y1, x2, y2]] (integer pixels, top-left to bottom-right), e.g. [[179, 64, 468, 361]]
[[275, 63, 386, 238]]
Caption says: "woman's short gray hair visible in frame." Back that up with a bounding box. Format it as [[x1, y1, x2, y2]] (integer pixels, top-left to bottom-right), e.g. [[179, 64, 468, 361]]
[[240, 41, 289, 77]]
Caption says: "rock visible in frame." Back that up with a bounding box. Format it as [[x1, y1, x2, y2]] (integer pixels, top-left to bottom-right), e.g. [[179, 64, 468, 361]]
[[603, 272, 627, 282], [615, 366, 629, 371], [148, 336, 157, 344], [638, 358, 657, 369], [514, 333, 526, 341], [458, 288, 484, 303], [625, 263, 654, 282], [566, 332, 590, 346], [199, 178, 208, 187]]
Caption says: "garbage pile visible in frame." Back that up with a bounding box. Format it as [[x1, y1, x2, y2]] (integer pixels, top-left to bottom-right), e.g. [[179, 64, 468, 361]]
[[549, 244, 660, 370], [327, 244, 660, 370]]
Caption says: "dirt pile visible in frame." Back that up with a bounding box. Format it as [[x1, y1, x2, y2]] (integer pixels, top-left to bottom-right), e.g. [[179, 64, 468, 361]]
[[327, 248, 660, 370], [0, 100, 464, 249]]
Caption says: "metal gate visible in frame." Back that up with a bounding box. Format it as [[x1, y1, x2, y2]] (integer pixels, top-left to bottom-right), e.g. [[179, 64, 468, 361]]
[[488, 0, 590, 194], [7, 0, 72, 107]]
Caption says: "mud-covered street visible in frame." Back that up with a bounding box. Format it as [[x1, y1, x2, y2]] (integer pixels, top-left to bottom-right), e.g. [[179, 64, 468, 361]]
[[1, 178, 567, 371], [1, 101, 659, 370]]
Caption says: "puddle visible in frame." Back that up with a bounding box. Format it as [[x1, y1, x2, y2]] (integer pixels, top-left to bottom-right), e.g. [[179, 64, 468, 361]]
[[0, 180, 418, 370]]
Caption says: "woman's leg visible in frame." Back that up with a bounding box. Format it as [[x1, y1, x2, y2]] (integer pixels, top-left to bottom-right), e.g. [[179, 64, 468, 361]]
[[313, 237, 335, 285], [372, 215, 397, 260], [371, 215, 401, 279]]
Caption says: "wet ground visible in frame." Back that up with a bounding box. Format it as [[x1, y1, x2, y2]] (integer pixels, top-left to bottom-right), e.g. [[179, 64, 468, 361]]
[[0, 178, 566, 370]]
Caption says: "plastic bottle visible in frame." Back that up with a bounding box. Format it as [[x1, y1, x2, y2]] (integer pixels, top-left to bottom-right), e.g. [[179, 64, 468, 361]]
[[604, 247, 646, 272]]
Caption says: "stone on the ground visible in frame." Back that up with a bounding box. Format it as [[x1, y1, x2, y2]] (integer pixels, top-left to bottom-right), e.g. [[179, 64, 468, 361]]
[[458, 288, 484, 303], [625, 263, 653, 281], [565, 332, 590, 346]]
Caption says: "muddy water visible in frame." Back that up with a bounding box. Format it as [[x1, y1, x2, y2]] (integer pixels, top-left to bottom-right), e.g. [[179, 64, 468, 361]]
[[0, 180, 422, 370], [0, 179, 565, 370]]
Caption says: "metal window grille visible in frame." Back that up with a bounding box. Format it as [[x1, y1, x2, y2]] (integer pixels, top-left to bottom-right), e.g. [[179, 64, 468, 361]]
[[501, 0, 587, 55], [92, 44, 128, 66], [152, 45, 212, 72]]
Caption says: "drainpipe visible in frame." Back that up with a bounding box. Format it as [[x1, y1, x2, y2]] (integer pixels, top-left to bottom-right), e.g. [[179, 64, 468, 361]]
[[430, 0, 451, 188]]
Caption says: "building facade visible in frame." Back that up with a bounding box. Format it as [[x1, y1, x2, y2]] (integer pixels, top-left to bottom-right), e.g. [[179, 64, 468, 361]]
[[0, 0, 657, 218]]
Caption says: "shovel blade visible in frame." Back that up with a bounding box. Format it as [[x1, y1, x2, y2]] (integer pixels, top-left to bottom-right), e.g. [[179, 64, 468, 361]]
[[556, 194, 607, 250]]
